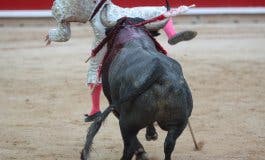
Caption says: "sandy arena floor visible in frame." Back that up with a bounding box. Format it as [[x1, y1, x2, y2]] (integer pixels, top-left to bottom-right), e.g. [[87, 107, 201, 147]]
[[0, 19, 265, 160]]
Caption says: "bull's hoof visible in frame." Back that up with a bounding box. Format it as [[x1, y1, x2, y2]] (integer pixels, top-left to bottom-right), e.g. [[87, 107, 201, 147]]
[[145, 127, 158, 141], [135, 148, 149, 160], [145, 132, 158, 141], [136, 153, 149, 160]]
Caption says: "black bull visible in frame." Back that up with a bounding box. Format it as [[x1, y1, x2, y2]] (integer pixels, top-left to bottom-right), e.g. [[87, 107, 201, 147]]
[[81, 18, 193, 160]]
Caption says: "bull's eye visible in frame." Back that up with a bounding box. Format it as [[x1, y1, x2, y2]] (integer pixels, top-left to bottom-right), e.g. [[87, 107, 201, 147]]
[[93, 0, 97, 3]]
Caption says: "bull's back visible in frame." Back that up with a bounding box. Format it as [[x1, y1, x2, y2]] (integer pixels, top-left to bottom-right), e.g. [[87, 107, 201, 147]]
[[148, 55, 192, 126], [131, 69, 192, 127], [108, 50, 192, 128], [108, 47, 159, 100]]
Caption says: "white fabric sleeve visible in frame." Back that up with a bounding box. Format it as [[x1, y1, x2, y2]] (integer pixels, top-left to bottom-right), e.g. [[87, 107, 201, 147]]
[[107, 3, 167, 21], [101, 2, 168, 30], [48, 22, 71, 42]]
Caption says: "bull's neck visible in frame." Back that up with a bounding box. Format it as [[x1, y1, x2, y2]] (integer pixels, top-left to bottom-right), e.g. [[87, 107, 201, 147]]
[[114, 26, 150, 45]]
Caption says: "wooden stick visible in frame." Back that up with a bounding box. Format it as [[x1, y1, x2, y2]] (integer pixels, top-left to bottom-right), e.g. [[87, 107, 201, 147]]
[[188, 119, 199, 150], [85, 56, 92, 63]]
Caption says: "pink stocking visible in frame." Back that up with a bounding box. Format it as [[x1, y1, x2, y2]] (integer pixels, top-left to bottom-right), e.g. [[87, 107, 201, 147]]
[[88, 83, 102, 115], [163, 17, 177, 39]]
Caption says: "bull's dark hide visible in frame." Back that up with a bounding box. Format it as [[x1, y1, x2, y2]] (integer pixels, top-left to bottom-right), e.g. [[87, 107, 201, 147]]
[[81, 17, 193, 160]]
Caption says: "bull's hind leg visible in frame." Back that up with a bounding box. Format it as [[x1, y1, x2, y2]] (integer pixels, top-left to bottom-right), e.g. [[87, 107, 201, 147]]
[[120, 125, 148, 160], [160, 120, 187, 160]]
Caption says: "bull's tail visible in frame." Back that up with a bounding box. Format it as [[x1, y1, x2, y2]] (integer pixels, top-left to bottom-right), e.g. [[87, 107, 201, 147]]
[[81, 105, 114, 160], [119, 57, 163, 103]]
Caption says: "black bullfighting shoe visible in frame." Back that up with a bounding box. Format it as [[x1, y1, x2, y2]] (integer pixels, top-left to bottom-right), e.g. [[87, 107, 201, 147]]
[[168, 30, 197, 45], [84, 111, 101, 122]]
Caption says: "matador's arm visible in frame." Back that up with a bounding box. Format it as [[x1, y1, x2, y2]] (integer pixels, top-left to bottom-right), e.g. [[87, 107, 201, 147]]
[[100, 2, 168, 30]]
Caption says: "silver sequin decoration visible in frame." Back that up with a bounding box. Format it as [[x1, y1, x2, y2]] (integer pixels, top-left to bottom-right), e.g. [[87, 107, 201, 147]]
[[48, 0, 169, 83]]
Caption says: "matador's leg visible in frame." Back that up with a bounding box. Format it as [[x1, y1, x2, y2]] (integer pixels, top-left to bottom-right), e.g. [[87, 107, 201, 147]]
[[163, 17, 197, 45]]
